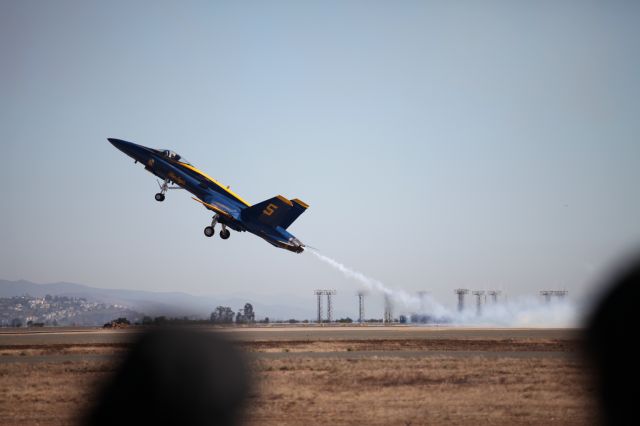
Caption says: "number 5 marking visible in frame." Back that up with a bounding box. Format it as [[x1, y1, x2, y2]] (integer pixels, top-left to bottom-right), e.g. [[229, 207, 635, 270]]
[[263, 203, 278, 216]]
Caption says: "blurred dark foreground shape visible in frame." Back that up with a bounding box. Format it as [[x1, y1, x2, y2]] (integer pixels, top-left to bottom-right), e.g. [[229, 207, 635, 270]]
[[84, 328, 249, 426], [586, 253, 640, 425]]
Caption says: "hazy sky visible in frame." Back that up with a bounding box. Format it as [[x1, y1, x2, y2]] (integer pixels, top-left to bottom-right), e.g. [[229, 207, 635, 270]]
[[2, 1, 639, 317]]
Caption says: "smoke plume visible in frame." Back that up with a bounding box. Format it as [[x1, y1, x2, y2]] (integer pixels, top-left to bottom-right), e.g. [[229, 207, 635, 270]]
[[307, 248, 578, 327]]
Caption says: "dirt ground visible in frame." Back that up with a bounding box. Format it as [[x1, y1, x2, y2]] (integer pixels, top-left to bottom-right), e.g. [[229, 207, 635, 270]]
[[0, 329, 598, 425]]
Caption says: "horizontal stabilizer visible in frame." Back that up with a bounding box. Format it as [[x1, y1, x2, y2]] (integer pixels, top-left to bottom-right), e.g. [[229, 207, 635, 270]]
[[241, 195, 308, 229]]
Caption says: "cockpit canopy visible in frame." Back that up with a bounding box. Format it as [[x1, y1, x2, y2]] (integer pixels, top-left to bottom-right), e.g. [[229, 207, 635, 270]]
[[160, 149, 191, 165]]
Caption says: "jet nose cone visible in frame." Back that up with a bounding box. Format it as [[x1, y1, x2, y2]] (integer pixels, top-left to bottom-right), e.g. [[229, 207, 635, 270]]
[[108, 138, 137, 154], [108, 138, 126, 148], [108, 138, 147, 162]]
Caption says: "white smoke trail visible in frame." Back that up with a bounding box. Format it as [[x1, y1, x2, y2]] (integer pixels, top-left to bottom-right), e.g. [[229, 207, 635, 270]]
[[306, 248, 579, 327], [474, 297, 579, 328], [306, 248, 420, 309]]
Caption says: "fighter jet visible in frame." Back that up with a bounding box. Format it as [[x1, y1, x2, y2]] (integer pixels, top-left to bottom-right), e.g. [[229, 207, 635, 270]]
[[108, 138, 307, 253]]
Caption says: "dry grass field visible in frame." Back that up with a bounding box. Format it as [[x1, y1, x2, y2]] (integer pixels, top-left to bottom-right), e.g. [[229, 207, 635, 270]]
[[0, 328, 598, 425], [248, 356, 594, 426]]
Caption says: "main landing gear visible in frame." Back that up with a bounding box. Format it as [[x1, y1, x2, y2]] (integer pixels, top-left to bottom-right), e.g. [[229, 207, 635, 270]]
[[220, 227, 230, 240], [204, 215, 231, 240], [204, 215, 217, 237]]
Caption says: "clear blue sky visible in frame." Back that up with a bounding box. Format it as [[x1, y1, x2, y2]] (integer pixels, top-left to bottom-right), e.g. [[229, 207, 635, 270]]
[[2, 1, 639, 317]]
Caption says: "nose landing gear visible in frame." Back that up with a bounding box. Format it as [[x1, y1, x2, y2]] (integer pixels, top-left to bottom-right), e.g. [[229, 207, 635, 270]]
[[155, 178, 181, 202], [155, 178, 169, 202]]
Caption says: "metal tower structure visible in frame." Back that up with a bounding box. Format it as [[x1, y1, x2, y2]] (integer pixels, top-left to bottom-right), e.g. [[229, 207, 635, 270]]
[[454, 289, 469, 312], [314, 290, 323, 323], [358, 291, 365, 323], [540, 290, 568, 303], [314, 289, 336, 323], [327, 290, 335, 323], [383, 294, 393, 324], [488, 290, 501, 304], [472, 290, 485, 316]]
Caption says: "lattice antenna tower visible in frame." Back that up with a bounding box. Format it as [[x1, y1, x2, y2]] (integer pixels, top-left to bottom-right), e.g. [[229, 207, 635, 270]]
[[488, 290, 501, 304], [314, 289, 336, 323], [540, 290, 567, 304], [357, 291, 365, 324], [472, 290, 485, 316], [454, 289, 469, 312], [326, 290, 336, 323], [314, 290, 324, 323], [383, 294, 393, 324]]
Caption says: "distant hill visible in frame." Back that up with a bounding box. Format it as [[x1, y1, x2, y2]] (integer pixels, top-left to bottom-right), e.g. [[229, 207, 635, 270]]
[[0, 279, 212, 316], [0, 279, 312, 320], [0, 294, 144, 327]]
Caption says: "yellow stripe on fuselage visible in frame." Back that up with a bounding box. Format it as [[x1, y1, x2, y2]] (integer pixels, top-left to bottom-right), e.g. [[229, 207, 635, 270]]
[[176, 162, 252, 207]]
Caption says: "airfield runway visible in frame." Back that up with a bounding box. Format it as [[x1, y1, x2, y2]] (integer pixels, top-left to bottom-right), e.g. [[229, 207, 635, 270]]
[[0, 326, 580, 364], [0, 325, 578, 345]]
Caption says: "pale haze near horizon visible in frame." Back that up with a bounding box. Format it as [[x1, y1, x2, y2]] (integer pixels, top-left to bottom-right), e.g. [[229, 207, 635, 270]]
[[1, 1, 639, 319]]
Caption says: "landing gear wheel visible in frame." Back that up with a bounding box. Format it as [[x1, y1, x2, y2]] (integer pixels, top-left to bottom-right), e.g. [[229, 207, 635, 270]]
[[155, 193, 165, 202], [220, 229, 230, 240], [204, 226, 215, 237]]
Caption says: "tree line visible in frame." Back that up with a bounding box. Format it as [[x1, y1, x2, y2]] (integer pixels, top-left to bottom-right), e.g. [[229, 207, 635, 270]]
[[210, 303, 256, 324]]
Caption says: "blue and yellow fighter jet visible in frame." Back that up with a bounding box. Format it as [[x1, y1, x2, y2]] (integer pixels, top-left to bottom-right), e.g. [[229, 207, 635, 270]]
[[108, 138, 307, 253]]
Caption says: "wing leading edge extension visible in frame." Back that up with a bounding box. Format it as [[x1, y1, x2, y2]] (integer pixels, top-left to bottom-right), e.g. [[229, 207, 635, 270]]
[[191, 191, 243, 221]]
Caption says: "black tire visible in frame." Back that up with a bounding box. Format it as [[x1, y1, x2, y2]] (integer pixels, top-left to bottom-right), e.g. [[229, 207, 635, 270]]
[[204, 226, 214, 237], [155, 193, 165, 202], [220, 229, 230, 240]]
